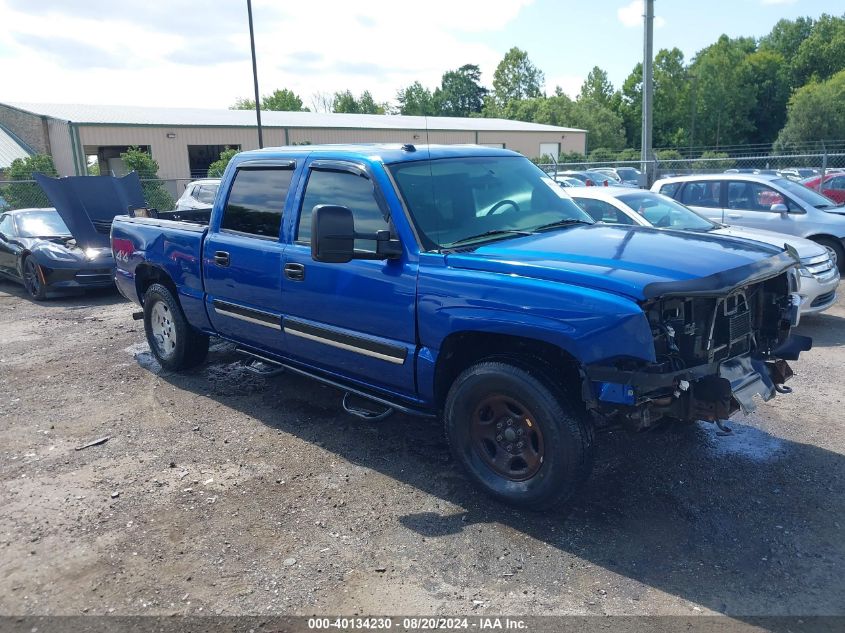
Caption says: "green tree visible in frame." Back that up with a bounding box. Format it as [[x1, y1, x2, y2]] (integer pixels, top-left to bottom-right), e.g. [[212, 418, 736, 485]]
[[120, 147, 174, 211], [261, 89, 309, 111], [207, 148, 239, 178], [569, 101, 626, 151], [740, 49, 790, 144], [618, 63, 643, 149], [492, 47, 544, 108], [1, 154, 57, 209], [759, 17, 815, 63], [357, 90, 386, 114], [396, 81, 437, 115], [230, 97, 255, 110], [579, 67, 614, 108], [689, 35, 757, 147], [332, 90, 385, 114], [435, 64, 488, 116], [231, 88, 310, 111], [791, 13, 845, 86], [652, 48, 691, 147], [775, 69, 845, 149]]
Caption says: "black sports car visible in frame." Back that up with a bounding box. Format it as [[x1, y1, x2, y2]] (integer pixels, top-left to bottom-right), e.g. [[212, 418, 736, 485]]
[[0, 208, 114, 300]]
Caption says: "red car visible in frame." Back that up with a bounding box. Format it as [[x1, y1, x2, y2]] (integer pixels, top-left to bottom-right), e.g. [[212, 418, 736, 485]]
[[801, 172, 845, 204]]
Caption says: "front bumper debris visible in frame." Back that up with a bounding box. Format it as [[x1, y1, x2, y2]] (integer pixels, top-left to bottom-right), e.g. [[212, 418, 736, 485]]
[[585, 333, 813, 427]]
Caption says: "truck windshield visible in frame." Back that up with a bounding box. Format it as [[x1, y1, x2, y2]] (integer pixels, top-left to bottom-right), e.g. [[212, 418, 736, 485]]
[[388, 156, 593, 250]]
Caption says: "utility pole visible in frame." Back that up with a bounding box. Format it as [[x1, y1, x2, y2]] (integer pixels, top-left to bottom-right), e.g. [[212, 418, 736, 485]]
[[247, 0, 263, 149], [641, 0, 654, 186]]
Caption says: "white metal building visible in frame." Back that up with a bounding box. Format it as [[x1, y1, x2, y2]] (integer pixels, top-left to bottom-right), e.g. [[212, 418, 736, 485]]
[[0, 102, 586, 181]]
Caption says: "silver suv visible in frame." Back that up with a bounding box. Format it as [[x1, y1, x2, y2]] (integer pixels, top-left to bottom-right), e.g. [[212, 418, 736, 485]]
[[652, 173, 845, 272]]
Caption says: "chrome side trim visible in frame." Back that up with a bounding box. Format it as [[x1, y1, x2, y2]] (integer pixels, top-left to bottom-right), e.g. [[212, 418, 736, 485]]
[[213, 304, 282, 330], [284, 326, 406, 364]]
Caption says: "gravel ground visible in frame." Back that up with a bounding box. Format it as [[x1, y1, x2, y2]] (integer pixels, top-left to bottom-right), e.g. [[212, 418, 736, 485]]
[[1, 279, 843, 620]]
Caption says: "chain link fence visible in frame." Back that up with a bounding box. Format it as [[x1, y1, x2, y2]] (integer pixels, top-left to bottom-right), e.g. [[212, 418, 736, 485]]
[[2, 147, 845, 213], [537, 144, 845, 191], [0, 178, 195, 213]]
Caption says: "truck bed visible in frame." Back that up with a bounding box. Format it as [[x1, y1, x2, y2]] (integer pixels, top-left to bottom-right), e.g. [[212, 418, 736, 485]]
[[111, 213, 211, 331]]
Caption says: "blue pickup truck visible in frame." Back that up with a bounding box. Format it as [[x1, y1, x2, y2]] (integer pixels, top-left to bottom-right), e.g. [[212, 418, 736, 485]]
[[111, 144, 810, 509]]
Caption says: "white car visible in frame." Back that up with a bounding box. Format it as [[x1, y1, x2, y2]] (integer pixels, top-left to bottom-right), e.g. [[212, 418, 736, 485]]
[[175, 178, 220, 210], [651, 173, 845, 272], [570, 187, 839, 315]]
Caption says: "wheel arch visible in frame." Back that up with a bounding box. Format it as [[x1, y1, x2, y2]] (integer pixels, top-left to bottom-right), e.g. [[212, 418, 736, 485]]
[[135, 263, 179, 305], [433, 331, 585, 411]]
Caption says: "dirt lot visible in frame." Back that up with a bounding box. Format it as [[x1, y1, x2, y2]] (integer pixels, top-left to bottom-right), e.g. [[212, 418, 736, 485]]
[[1, 279, 843, 620]]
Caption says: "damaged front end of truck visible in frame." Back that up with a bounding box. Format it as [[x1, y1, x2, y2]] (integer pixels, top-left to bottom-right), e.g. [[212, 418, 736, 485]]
[[584, 250, 812, 431]]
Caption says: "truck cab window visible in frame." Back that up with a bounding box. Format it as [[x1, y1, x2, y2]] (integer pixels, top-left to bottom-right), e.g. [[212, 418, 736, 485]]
[[297, 169, 388, 248], [221, 168, 293, 238]]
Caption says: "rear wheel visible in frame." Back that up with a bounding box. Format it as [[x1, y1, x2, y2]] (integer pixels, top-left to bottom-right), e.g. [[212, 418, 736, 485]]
[[22, 256, 47, 301], [444, 361, 594, 511], [143, 283, 209, 371], [811, 237, 845, 274]]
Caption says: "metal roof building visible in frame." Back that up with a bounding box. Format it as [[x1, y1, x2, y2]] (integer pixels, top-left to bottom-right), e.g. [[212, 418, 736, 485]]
[[0, 122, 34, 173], [0, 102, 586, 182]]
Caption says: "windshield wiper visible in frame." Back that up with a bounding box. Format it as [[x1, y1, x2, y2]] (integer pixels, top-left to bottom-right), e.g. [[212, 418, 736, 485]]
[[533, 218, 594, 232], [446, 229, 534, 247]]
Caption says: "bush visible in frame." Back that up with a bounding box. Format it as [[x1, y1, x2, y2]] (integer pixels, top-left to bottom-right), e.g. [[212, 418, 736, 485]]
[[587, 147, 616, 164], [692, 150, 735, 171], [615, 148, 640, 162], [207, 148, 239, 178], [655, 149, 686, 171], [120, 147, 174, 211], [1, 155, 58, 209]]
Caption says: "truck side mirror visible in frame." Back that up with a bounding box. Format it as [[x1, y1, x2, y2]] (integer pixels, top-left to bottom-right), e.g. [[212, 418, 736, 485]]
[[311, 204, 403, 264], [311, 205, 355, 263]]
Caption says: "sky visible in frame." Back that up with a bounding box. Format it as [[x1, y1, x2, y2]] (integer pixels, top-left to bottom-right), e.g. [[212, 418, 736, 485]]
[[0, 0, 838, 112]]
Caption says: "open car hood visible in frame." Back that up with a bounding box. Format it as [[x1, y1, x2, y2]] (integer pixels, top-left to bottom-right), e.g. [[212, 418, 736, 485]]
[[34, 172, 146, 248]]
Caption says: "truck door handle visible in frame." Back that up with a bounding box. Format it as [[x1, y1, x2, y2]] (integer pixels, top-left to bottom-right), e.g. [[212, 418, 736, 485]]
[[727, 214, 742, 219], [284, 262, 305, 281], [213, 251, 230, 267]]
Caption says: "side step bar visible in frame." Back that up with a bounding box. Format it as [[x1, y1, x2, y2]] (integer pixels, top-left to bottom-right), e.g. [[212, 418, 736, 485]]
[[234, 347, 435, 419]]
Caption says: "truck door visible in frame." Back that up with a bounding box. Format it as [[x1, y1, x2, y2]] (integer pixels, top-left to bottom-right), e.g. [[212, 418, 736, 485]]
[[203, 161, 298, 352], [280, 160, 418, 398]]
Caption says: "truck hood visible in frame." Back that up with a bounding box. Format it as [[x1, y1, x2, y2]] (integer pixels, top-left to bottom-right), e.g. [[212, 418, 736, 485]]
[[710, 225, 826, 259], [34, 172, 146, 248], [445, 224, 796, 301]]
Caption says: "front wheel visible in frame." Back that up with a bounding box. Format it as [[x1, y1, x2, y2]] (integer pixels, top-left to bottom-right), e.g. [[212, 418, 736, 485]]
[[22, 256, 47, 301], [444, 361, 594, 511], [143, 283, 209, 371]]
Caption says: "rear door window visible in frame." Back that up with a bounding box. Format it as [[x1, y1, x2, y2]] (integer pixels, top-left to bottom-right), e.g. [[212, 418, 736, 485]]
[[220, 168, 294, 238], [679, 181, 722, 208], [658, 182, 680, 198]]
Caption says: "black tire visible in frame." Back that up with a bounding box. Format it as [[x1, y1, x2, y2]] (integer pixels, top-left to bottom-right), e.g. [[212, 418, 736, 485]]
[[143, 283, 209, 371], [812, 236, 845, 274], [444, 361, 594, 511], [21, 256, 47, 301]]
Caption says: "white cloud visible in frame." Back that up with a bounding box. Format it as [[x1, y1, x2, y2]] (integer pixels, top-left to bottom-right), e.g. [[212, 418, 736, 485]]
[[617, 1, 665, 29], [0, 0, 534, 109], [761, 0, 797, 5], [545, 75, 584, 100]]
